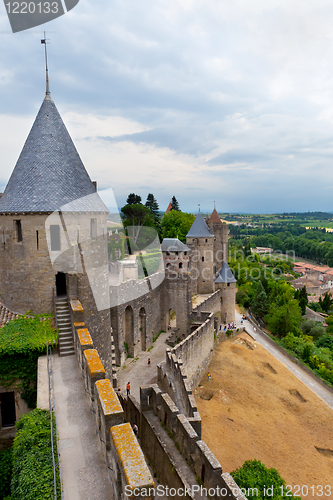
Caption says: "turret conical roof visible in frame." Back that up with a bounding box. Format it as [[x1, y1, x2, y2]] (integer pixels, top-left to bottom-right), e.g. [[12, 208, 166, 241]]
[[186, 212, 213, 238], [209, 208, 222, 224], [215, 262, 237, 283], [0, 97, 107, 213]]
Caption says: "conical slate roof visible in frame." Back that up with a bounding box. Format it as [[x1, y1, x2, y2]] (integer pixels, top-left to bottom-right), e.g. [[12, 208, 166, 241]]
[[0, 97, 107, 213], [215, 262, 237, 283], [186, 212, 214, 238]]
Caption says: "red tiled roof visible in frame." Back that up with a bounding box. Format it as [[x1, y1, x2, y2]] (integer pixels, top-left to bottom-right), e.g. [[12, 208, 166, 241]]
[[165, 202, 173, 213], [208, 208, 222, 224]]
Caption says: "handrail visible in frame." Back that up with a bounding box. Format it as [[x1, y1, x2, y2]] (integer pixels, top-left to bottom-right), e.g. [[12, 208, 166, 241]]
[[53, 288, 60, 356], [47, 342, 63, 498]]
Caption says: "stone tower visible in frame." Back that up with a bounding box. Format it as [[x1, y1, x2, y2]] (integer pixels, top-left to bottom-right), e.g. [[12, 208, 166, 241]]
[[0, 82, 109, 315], [186, 213, 215, 294], [215, 262, 236, 324], [0, 74, 115, 377], [207, 208, 229, 270]]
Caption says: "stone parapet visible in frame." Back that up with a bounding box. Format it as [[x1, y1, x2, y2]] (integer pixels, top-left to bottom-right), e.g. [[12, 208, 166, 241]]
[[83, 349, 105, 403], [75, 327, 93, 369], [94, 379, 124, 453], [70, 298, 84, 323], [109, 422, 154, 499]]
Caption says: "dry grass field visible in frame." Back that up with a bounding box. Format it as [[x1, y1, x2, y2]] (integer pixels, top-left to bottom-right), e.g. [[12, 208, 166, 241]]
[[195, 332, 333, 499]]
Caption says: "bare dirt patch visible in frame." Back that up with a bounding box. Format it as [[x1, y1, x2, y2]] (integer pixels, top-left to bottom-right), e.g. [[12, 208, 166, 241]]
[[315, 447, 333, 458], [262, 362, 277, 374], [289, 389, 307, 403], [195, 332, 333, 499]]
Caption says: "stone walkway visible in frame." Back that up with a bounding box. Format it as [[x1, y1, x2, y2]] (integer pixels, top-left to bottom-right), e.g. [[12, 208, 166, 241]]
[[52, 354, 114, 500], [117, 330, 170, 400], [235, 310, 333, 410]]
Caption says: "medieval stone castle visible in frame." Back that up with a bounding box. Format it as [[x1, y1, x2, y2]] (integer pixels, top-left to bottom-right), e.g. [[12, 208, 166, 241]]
[[0, 75, 246, 499]]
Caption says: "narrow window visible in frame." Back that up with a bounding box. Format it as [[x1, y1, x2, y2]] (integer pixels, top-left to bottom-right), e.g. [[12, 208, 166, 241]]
[[50, 225, 61, 251], [227, 282, 230, 287], [179, 262, 183, 269], [90, 218, 97, 239], [205, 239, 207, 242], [36, 230, 39, 250], [14, 220, 22, 242], [202, 256, 204, 262]]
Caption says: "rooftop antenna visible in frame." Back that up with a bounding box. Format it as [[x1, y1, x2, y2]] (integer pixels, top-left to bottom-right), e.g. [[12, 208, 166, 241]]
[[41, 31, 51, 100], [214, 200, 216, 210]]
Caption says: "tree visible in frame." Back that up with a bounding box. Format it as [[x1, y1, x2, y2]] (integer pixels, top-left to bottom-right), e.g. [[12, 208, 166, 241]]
[[145, 193, 159, 218], [266, 300, 302, 337], [231, 459, 300, 499], [161, 210, 195, 242], [121, 204, 154, 244], [298, 285, 308, 315], [171, 196, 180, 211], [325, 315, 333, 334], [251, 281, 269, 319], [126, 193, 141, 205], [319, 292, 333, 313]]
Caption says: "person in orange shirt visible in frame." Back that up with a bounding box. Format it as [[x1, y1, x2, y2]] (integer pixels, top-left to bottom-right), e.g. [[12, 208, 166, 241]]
[[126, 382, 130, 396]]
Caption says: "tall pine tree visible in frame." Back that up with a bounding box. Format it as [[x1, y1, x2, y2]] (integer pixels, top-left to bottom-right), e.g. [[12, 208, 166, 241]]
[[145, 193, 159, 219], [252, 281, 269, 319], [171, 196, 180, 211]]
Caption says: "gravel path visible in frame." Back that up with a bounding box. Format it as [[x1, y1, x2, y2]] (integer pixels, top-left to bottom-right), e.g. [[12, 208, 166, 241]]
[[117, 330, 170, 400]]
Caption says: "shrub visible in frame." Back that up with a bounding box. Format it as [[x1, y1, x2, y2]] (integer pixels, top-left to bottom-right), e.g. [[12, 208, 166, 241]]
[[11, 408, 61, 500], [301, 343, 313, 362], [231, 459, 301, 499], [0, 448, 13, 498], [0, 316, 56, 408], [316, 334, 333, 351]]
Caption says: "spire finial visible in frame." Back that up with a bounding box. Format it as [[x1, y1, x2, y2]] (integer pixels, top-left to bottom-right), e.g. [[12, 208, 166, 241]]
[[198, 203, 200, 213], [41, 32, 52, 101], [214, 200, 216, 210]]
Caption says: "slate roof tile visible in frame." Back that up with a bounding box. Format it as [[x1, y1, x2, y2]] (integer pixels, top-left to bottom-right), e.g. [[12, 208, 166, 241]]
[[0, 97, 107, 213]]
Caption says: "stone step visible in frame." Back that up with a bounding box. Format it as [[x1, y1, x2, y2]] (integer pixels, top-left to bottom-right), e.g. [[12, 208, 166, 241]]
[[58, 331, 72, 337], [58, 320, 71, 326], [56, 308, 69, 314], [59, 340, 73, 346], [59, 348, 75, 357], [56, 302, 68, 308], [58, 328, 72, 335]]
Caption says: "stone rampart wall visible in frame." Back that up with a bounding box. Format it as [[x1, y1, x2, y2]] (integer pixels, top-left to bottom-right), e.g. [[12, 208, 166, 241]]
[[138, 386, 247, 500], [192, 290, 220, 316], [171, 313, 215, 387], [70, 328, 153, 500]]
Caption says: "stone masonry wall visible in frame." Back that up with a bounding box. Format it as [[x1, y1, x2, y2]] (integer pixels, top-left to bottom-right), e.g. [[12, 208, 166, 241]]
[[0, 213, 55, 314]]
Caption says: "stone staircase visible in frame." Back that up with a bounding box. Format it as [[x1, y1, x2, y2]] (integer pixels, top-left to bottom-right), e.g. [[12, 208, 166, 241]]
[[55, 297, 75, 357], [0, 302, 20, 327]]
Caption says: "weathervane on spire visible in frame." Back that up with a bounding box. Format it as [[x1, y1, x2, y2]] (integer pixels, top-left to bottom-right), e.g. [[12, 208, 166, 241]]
[[214, 200, 216, 209], [41, 31, 51, 99], [198, 203, 200, 213]]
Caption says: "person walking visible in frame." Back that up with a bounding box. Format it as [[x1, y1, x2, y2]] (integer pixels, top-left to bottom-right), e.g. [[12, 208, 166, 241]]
[[208, 372, 211, 382], [148, 357, 151, 367], [126, 381, 131, 396], [133, 423, 138, 437]]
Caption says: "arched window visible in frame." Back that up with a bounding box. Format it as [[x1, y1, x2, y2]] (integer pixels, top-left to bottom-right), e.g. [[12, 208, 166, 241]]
[[179, 262, 183, 269]]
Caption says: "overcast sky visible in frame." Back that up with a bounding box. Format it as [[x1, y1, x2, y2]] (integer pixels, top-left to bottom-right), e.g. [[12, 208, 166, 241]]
[[1, 0, 333, 214]]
